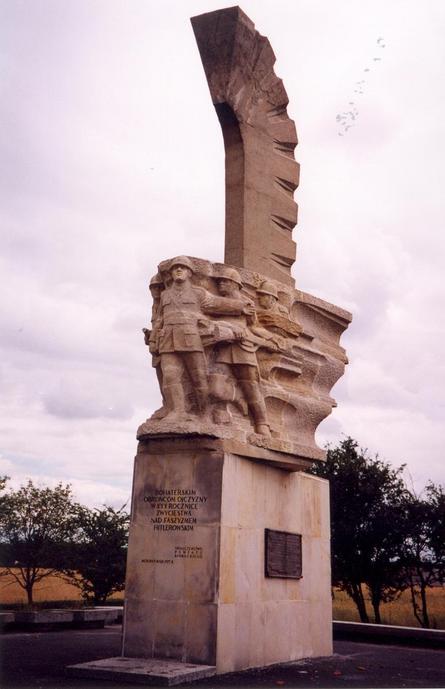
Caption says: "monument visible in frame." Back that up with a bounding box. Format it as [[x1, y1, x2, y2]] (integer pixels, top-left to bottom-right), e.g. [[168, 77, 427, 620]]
[[70, 6, 352, 685]]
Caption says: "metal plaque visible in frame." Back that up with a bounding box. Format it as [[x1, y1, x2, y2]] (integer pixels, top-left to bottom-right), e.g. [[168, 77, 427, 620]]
[[265, 529, 302, 579]]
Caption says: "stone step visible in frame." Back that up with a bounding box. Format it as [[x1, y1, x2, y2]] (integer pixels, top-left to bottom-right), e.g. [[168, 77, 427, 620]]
[[67, 656, 216, 686]]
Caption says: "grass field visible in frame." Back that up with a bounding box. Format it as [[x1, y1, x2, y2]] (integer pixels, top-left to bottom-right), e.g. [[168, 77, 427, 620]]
[[1, 569, 443, 628], [333, 586, 445, 629], [0, 569, 123, 607]]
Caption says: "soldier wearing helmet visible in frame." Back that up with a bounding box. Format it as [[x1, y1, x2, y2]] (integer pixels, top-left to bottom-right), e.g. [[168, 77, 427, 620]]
[[257, 280, 288, 315], [142, 273, 166, 419], [151, 256, 251, 422], [146, 273, 164, 349], [148, 273, 164, 325], [214, 267, 271, 437], [149, 272, 163, 289]]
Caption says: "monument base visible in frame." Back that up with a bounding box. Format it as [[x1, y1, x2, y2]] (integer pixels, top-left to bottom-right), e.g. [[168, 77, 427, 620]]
[[70, 435, 332, 682], [122, 436, 332, 674]]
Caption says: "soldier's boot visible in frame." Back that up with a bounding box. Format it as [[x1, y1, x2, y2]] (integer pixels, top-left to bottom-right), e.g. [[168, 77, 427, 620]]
[[162, 383, 187, 421], [250, 406, 271, 437], [242, 382, 271, 437]]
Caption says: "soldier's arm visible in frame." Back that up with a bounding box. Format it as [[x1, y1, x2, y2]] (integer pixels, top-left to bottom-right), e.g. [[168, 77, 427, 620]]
[[200, 290, 246, 316]]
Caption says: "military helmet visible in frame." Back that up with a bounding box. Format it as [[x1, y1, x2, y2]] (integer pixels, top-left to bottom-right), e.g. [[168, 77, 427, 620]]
[[216, 265, 242, 286], [149, 273, 163, 287], [169, 256, 194, 272], [257, 280, 278, 298]]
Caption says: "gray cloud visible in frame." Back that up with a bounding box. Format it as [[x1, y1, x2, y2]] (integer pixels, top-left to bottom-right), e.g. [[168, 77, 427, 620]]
[[43, 376, 134, 421], [1, 0, 444, 503]]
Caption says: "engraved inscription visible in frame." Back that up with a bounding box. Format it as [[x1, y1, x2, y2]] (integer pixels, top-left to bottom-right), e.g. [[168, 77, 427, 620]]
[[175, 546, 203, 559], [265, 529, 302, 579], [143, 488, 208, 532]]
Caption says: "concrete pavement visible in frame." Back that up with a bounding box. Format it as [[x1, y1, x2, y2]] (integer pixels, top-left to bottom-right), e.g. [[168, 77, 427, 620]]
[[1, 626, 444, 688]]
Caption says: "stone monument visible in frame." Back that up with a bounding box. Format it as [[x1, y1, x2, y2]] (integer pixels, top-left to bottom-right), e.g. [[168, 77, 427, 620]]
[[70, 6, 351, 685]]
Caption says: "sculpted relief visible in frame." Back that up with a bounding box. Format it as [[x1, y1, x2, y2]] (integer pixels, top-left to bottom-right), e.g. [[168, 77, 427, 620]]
[[139, 256, 351, 459]]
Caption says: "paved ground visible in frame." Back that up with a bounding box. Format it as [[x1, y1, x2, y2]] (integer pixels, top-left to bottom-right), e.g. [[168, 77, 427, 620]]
[[1, 626, 444, 689]]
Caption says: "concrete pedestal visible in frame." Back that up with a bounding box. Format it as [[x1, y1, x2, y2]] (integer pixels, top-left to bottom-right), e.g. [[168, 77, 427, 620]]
[[122, 436, 332, 674]]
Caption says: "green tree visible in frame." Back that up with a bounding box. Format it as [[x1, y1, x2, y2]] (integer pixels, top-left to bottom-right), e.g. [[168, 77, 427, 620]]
[[63, 504, 129, 604], [0, 475, 9, 515], [310, 437, 409, 623], [428, 483, 445, 579], [400, 483, 445, 628], [0, 480, 77, 605]]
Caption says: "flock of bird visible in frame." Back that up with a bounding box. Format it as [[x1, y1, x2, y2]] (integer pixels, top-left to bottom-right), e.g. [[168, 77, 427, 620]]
[[336, 37, 386, 137]]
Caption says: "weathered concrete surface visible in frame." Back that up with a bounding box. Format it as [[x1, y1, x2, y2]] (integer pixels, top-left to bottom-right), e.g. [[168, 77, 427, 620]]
[[14, 610, 75, 625], [0, 607, 123, 633], [68, 656, 216, 686]]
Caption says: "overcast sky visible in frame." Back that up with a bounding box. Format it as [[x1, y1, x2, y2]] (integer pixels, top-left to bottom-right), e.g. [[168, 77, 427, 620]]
[[1, 0, 444, 506]]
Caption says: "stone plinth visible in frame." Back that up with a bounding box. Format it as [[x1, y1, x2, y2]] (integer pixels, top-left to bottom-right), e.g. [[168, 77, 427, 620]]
[[122, 436, 332, 674]]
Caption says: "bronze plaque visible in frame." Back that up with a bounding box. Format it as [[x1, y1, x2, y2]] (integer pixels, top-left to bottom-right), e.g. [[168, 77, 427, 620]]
[[265, 529, 302, 579]]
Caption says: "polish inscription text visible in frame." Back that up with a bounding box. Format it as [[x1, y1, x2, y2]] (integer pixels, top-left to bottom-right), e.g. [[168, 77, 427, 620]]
[[144, 488, 208, 531]]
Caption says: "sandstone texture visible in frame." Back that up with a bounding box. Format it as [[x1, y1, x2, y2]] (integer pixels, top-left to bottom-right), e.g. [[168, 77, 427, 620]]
[[122, 438, 332, 672], [191, 7, 300, 286], [139, 256, 351, 465]]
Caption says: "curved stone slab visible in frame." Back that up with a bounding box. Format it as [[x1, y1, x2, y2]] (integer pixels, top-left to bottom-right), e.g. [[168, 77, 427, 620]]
[[191, 7, 299, 286]]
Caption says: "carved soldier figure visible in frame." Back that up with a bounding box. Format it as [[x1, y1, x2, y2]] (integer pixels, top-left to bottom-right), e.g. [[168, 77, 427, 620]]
[[143, 273, 166, 420], [256, 279, 302, 343], [257, 280, 288, 315], [145, 273, 164, 355], [153, 256, 250, 422], [214, 267, 271, 437]]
